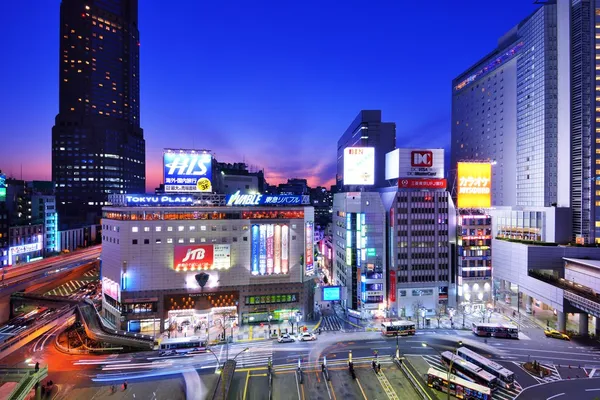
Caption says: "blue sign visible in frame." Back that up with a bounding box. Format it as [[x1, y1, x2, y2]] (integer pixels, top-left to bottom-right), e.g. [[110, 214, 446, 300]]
[[125, 195, 194, 206], [225, 190, 308, 206], [322, 286, 341, 301], [251, 225, 260, 275], [163, 151, 213, 193]]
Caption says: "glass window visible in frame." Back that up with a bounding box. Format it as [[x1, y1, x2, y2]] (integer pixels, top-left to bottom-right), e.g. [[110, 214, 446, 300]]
[[190, 226, 196, 231], [132, 239, 138, 244], [167, 238, 173, 243], [155, 226, 162, 232], [190, 238, 196, 243], [144, 239, 149, 244], [178, 238, 184, 243], [156, 239, 162, 244], [132, 227, 138, 232], [167, 227, 173, 232], [178, 226, 184, 232]]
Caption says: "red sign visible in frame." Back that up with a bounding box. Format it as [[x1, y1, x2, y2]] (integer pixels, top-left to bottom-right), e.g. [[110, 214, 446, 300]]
[[390, 209, 394, 227], [398, 178, 447, 189], [411, 151, 433, 167], [389, 271, 396, 302], [174, 245, 214, 272]]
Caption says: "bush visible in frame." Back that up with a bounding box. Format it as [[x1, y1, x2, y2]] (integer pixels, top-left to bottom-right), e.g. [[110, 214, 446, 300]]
[[523, 361, 551, 377]]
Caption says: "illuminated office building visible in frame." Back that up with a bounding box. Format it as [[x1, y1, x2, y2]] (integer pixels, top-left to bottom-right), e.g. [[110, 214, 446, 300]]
[[52, 0, 145, 228]]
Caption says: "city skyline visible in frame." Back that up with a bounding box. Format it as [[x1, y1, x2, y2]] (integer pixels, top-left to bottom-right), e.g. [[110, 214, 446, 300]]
[[1, 0, 539, 190]]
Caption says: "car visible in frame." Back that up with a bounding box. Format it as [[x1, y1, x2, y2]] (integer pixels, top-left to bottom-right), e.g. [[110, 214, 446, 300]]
[[277, 334, 295, 343], [544, 329, 570, 340], [159, 350, 177, 356], [300, 332, 316, 341]]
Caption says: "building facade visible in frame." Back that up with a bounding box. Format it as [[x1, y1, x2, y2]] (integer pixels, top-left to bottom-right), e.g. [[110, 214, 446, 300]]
[[457, 213, 492, 311], [32, 195, 59, 254], [332, 192, 386, 318], [52, 0, 145, 228], [387, 190, 454, 318], [100, 200, 315, 333], [336, 110, 396, 190]]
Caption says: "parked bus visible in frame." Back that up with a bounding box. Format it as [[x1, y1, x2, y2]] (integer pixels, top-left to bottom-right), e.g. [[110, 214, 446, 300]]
[[381, 320, 416, 336], [456, 347, 515, 389], [158, 336, 208, 354], [441, 351, 498, 391], [472, 323, 519, 339], [426, 367, 492, 400]]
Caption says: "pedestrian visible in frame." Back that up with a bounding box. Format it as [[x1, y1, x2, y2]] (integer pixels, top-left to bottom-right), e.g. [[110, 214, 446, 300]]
[[35, 362, 39, 372]]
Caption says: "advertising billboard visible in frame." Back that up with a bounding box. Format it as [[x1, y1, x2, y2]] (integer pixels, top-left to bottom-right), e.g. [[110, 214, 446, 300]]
[[457, 162, 492, 209], [322, 286, 341, 301], [251, 224, 289, 275], [226, 191, 309, 206], [173, 244, 231, 272], [398, 178, 447, 190], [102, 277, 120, 302], [343, 147, 375, 185], [389, 270, 396, 302], [163, 150, 213, 193], [8, 240, 43, 265], [305, 222, 314, 275], [0, 173, 5, 202], [396, 148, 445, 179]]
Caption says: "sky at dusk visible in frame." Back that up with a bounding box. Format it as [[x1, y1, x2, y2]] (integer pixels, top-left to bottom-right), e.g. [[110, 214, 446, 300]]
[[0, 1, 540, 191]]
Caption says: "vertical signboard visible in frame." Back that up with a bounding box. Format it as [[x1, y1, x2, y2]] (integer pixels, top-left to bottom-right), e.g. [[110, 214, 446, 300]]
[[389, 270, 397, 302], [259, 225, 267, 275], [0, 173, 5, 202], [251, 225, 260, 275], [305, 222, 314, 275], [274, 225, 282, 274], [457, 162, 492, 208], [266, 224, 274, 275], [163, 150, 213, 192], [281, 225, 289, 274]]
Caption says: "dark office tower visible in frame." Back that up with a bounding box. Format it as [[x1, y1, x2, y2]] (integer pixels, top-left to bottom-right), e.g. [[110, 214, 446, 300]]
[[336, 110, 396, 191], [52, 0, 145, 228]]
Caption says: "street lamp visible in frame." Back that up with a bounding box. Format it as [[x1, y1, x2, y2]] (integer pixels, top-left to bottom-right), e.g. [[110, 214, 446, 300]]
[[268, 314, 273, 336], [420, 308, 426, 329], [207, 347, 249, 373], [422, 341, 463, 400]]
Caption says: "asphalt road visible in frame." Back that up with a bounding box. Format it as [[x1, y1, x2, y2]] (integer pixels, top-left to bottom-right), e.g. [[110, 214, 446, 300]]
[[6, 324, 600, 399], [515, 377, 600, 400]]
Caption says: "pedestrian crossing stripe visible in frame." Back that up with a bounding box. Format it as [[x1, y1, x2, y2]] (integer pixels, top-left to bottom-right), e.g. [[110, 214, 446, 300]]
[[422, 355, 522, 400]]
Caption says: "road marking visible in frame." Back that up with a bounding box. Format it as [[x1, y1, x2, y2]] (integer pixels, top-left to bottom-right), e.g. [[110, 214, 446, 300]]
[[323, 372, 332, 399], [242, 370, 250, 400], [546, 393, 565, 400], [294, 370, 302, 400], [591, 368, 596, 378], [585, 388, 600, 392], [355, 378, 368, 400], [329, 380, 337, 400], [366, 341, 386, 343]]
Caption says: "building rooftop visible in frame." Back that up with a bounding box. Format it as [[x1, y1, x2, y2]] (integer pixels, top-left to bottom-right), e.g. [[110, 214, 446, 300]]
[[563, 257, 600, 271]]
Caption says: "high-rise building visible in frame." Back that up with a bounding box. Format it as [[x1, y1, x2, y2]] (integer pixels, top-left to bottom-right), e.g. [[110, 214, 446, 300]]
[[52, 0, 145, 228], [336, 110, 396, 190], [332, 192, 387, 317]]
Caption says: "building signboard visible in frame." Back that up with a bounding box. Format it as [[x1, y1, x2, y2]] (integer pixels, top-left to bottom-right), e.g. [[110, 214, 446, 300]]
[[225, 190, 308, 206], [398, 178, 447, 190], [173, 244, 231, 272], [457, 162, 492, 209], [125, 195, 194, 206], [389, 270, 396, 302], [163, 150, 213, 193], [386, 148, 445, 180], [8, 239, 43, 265], [343, 147, 375, 185], [251, 224, 289, 276]]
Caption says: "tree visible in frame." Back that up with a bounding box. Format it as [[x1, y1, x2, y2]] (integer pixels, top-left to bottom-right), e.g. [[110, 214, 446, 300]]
[[435, 305, 445, 328], [412, 300, 424, 328], [458, 303, 472, 328]]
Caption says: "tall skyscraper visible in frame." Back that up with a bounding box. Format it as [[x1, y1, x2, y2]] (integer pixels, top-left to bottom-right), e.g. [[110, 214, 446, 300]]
[[451, 0, 600, 241], [336, 110, 396, 190], [52, 0, 145, 228]]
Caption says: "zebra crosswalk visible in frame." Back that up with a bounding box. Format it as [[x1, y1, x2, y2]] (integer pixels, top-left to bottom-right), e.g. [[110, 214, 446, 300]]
[[321, 315, 342, 331], [422, 355, 522, 400], [221, 341, 274, 368]]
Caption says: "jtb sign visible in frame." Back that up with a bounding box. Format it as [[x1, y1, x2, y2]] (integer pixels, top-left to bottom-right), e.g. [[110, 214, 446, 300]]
[[163, 151, 213, 193]]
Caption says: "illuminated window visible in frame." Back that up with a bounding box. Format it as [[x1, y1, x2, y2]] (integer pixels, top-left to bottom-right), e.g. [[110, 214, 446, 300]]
[[178, 238, 184, 243], [131, 227, 138, 233], [167, 238, 173, 243], [178, 226, 184, 232], [190, 238, 196, 243], [189, 226, 196, 231], [167, 227, 173, 231], [155, 226, 162, 232], [596, 221, 600, 228], [144, 227, 150, 232]]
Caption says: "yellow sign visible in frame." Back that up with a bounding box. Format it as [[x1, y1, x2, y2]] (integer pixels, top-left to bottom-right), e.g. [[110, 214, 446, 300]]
[[457, 162, 491, 209]]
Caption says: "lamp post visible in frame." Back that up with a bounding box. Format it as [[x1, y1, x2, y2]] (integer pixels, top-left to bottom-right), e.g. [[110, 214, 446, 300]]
[[268, 314, 273, 336], [207, 347, 249, 373], [422, 341, 463, 400], [420, 308, 426, 329]]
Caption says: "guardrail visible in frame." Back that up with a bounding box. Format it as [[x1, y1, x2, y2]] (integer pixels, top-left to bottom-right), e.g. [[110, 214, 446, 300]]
[[5, 366, 49, 400], [212, 360, 236, 400]]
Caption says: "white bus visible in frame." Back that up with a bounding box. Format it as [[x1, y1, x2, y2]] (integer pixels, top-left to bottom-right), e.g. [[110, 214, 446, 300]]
[[472, 322, 519, 339], [427, 368, 491, 400], [158, 336, 208, 354], [381, 320, 416, 336], [457, 346, 514, 389], [441, 351, 498, 391]]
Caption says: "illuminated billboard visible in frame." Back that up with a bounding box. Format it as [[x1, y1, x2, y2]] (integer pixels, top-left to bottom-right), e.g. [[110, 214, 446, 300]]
[[386, 148, 445, 180], [305, 222, 314, 275], [102, 277, 121, 302], [457, 162, 492, 209], [8, 239, 43, 265], [322, 286, 341, 301], [163, 150, 213, 193], [0, 173, 5, 202], [343, 147, 375, 185], [252, 224, 289, 275], [173, 244, 231, 272]]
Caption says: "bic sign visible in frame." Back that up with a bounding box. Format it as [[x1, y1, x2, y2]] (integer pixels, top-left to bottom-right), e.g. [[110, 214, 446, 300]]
[[411, 151, 433, 167]]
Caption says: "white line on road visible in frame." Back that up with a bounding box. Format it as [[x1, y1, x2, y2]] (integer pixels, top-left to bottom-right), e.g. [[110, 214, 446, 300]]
[[366, 341, 386, 344], [585, 388, 600, 392], [372, 347, 392, 350]]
